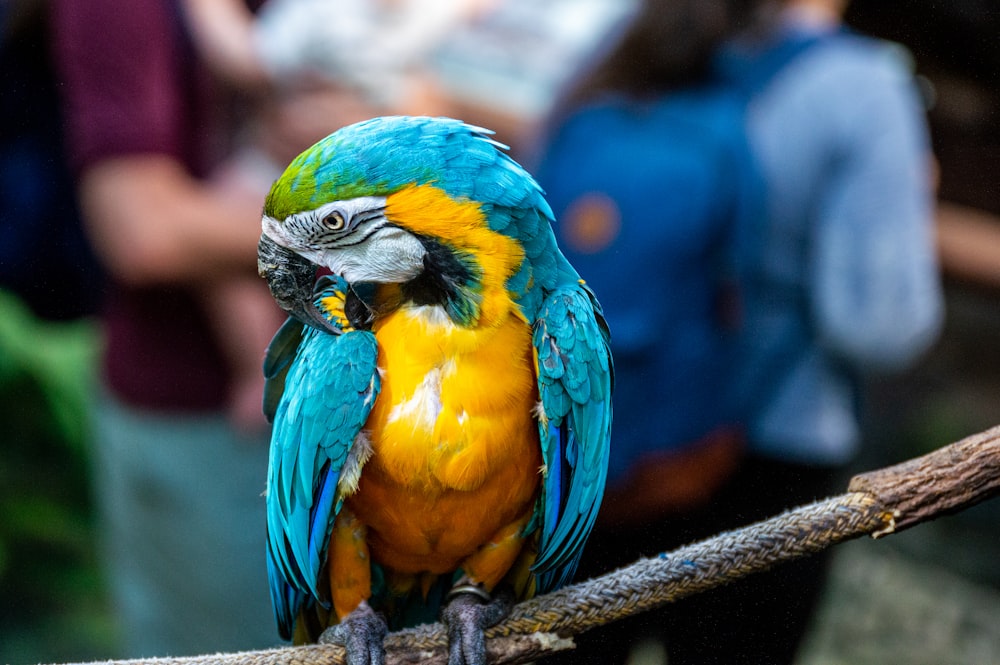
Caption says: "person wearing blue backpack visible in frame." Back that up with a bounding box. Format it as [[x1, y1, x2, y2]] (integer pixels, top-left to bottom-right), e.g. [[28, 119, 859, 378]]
[[536, 0, 767, 661], [536, 0, 943, 662]]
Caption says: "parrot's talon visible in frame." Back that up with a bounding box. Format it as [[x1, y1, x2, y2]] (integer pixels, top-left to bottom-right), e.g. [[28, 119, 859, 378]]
[[320, 601, 388, 665], [441, 587, 514, 665]]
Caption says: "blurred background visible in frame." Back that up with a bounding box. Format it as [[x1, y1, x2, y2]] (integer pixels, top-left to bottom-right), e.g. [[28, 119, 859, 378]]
[[1, 0, 999, 663], [797, 2, 1000, 662]]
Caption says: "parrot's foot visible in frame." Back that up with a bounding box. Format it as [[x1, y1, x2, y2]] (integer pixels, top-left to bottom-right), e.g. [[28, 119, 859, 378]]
[[319, 600, 388, 665], [441, 585, 514, 665]]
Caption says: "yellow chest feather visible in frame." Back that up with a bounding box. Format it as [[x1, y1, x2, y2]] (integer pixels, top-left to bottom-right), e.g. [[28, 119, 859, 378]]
[[363, 303, 539, 493]]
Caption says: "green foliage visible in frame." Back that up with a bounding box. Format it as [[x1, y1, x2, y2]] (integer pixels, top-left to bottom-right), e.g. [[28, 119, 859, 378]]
[[0, 289, 118, 664], [0, 290, 99, 450]]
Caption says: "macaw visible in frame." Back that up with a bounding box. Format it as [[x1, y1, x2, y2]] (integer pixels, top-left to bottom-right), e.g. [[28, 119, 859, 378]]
[[258, 116, 612, 665]]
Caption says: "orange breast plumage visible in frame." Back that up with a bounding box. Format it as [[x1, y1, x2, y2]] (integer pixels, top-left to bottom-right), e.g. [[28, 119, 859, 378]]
[[346, 302, 542, 577]]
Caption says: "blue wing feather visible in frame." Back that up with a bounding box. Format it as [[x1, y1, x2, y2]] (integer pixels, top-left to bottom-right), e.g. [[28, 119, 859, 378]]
[[541, 421, 563, 538], [262, 317, 305, 424], [531, 283, 613, 592], [264, 322, 380, 640], [267, 540, 306, 641], [307, 464, 340, 587]]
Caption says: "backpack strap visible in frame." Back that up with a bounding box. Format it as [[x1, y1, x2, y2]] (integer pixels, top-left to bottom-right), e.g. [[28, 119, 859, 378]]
[[723, 31, 835, 96]]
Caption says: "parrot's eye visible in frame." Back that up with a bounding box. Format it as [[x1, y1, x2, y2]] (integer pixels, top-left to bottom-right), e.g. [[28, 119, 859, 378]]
[[322, 211, 346, 231]]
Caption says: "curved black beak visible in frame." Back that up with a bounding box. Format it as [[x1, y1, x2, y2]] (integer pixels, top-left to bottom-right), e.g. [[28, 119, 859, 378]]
[[258, 233, 338, 333]]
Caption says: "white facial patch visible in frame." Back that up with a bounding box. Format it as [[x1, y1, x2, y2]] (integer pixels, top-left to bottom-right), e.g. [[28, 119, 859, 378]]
[[316, 226, 426, 283], [261, 195, 428, 283]]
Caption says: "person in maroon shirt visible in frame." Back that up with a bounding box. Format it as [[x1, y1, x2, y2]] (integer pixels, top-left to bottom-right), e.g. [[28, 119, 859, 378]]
[[50, 0, 299, 655]]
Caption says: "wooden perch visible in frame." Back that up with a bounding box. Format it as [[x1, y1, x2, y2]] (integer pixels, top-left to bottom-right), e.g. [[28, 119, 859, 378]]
[[65, 425, 1000, 665], [848, 424, 1000, 534]]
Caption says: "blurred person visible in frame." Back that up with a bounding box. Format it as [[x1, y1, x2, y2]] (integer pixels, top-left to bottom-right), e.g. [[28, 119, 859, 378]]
[[715, 8, 943, 662], [46, 0, 334, 655], [538, 0, 760, 524], [536, 0, 943, 662], [180, 0, 454, 130], [189, 0, 639, 159], [535, 0, 768, 662]]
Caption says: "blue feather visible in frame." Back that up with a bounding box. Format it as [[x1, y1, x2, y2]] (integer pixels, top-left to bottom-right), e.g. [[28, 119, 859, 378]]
[[267, 540, 306, 640], [530, 285, 613, 592], [306, 464, 339, 596], [264, 319, 380, 637], [542, 421, 563, 537]]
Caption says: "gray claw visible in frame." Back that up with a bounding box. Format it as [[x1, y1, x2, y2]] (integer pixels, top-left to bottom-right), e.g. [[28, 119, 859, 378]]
[[319, 601, 388, 665], [441, 587, 514, 665]]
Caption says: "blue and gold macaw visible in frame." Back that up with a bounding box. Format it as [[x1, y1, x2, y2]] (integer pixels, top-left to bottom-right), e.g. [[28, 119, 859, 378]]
[[258, 116, 612, 665]]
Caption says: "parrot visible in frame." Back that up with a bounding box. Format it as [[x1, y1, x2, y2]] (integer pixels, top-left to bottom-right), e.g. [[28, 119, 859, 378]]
[[257, 115, 613, 665]]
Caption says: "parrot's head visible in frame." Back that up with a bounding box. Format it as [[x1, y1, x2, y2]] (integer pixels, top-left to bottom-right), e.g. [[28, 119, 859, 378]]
[[259, 115, 564, 332]]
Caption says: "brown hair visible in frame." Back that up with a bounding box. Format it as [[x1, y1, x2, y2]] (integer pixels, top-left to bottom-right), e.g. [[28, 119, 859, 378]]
[[567, 0, 768, 103]]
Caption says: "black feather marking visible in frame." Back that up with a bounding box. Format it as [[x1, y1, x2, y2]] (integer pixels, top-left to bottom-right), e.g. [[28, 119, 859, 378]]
[[401, 235, 483, 326], [344, 285, 376, 331]]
